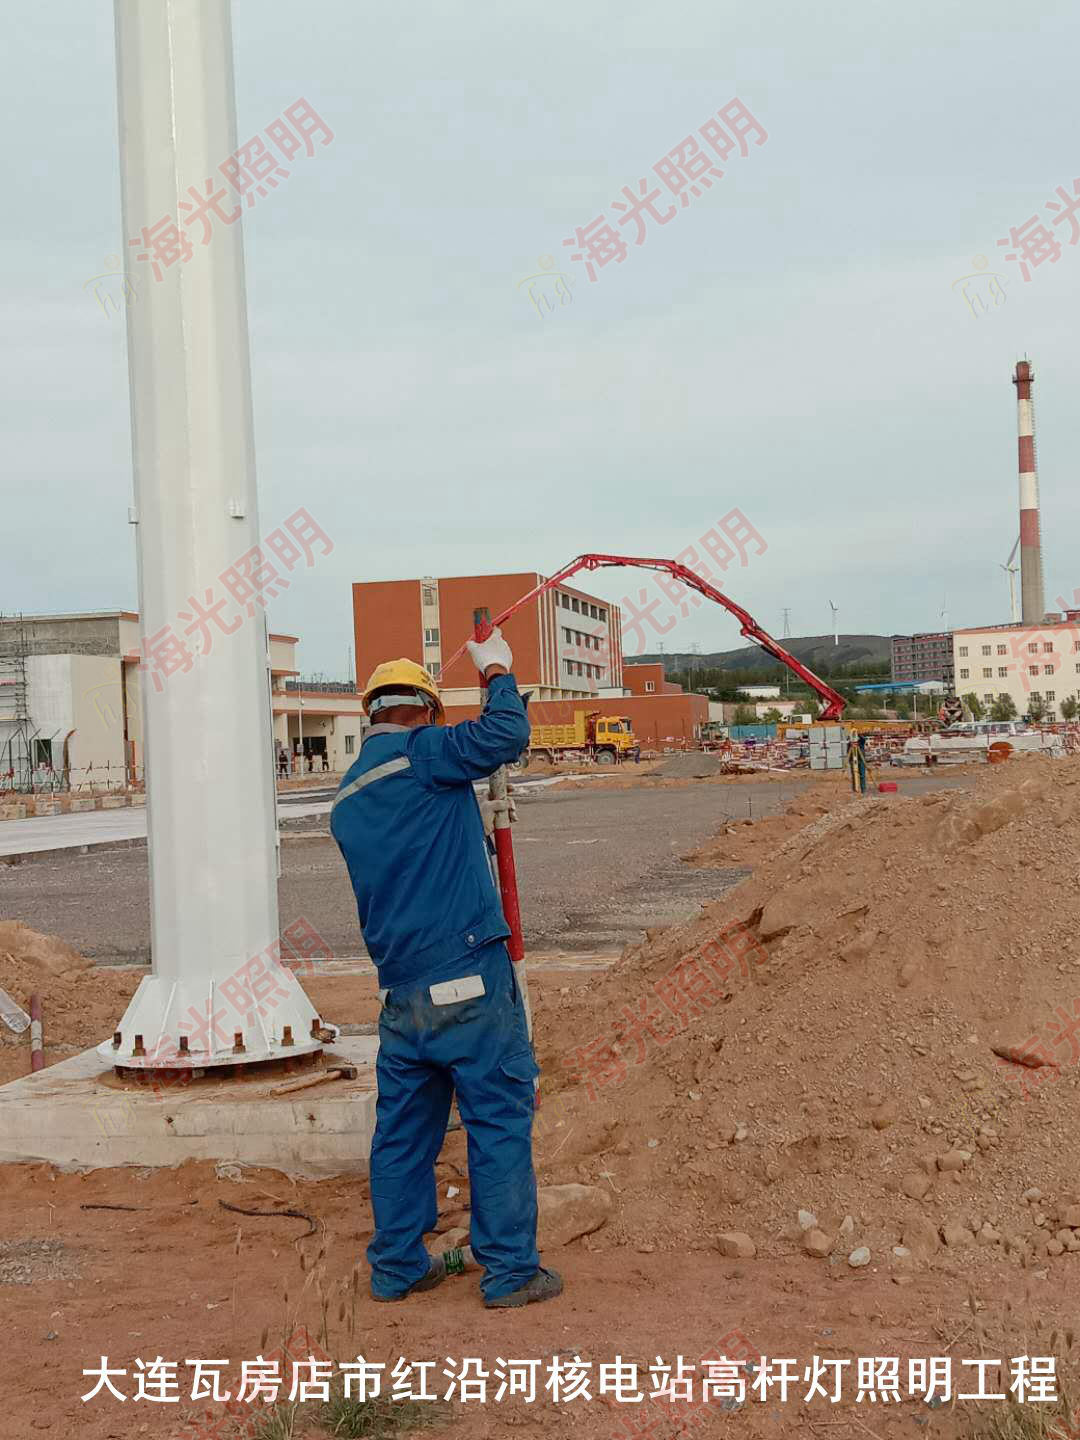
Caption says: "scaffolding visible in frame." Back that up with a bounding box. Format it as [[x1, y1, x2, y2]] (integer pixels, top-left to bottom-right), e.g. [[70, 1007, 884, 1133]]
[[0, 613, 38, 792]]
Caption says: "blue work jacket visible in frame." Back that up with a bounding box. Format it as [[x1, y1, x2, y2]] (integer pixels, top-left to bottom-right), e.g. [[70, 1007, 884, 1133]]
[[330, 673, 531, 990]]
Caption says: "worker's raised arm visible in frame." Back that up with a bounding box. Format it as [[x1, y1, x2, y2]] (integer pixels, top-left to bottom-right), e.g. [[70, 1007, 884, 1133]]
[[408, 673, 530, 785]]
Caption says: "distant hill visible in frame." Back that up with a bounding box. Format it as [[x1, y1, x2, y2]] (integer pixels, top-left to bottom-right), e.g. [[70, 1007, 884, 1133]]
[[634, 634, 892, 674]]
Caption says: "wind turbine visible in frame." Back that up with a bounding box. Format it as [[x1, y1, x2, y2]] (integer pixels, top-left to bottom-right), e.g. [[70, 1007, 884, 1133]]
[[1001, 538, 1020, 624], [828, 600, 839, 647]]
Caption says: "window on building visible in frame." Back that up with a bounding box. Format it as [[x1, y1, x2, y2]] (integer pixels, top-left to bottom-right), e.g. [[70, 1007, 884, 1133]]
[[429, 661, 441, 678], [599, 608, 607, 622], [423, 627, 439, 646], [421, 583, 437, 606], [1028, 643, 1038, 654], [1044, 642, 1054, 653], [32, 739, 52, 768], [983, 694, 993, 704], [1047, 690, 1056, 701], [645, 680, 655, 693], [958, 646, 968, 657], [1031, 691, 1042, 703], [1029, 666, 1039, 675], [998, 667, 1008, 678], [1044, 664, 1054, 675], [997, 644, 1007, 655], [959, 668, 969, 679], [571, 598, 580, 613], [344, 734, 355, 755], [982, 668, 992, 678], [590, 604, 598, 618], [981, 645, 991, 656]]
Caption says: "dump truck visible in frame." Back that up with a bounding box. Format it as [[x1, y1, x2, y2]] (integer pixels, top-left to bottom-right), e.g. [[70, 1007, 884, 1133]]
[[526, 709, 639, 765]]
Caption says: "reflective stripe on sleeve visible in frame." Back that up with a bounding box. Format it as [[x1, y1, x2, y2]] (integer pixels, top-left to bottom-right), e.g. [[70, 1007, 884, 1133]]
[[332, 755, 411, 809]]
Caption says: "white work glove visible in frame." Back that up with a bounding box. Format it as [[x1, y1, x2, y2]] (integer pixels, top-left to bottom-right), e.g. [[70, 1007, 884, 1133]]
[[467, 625, 513, 675], [479, 793, 517, 838]]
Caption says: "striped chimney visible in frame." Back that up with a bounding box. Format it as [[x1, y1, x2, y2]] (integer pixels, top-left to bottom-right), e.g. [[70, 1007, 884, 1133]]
[[1013, 359, 1045, 626]]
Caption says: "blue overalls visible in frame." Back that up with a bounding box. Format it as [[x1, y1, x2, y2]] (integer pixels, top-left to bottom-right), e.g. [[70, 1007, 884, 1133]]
[[330, 674, 539, 1300]]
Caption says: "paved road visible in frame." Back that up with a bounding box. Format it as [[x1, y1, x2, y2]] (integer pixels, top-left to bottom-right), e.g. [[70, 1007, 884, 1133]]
[[0, 775, 606, 857], [1, 779, 812, 965], [0, 792, 338, 857], [0, 808, 147, 857]]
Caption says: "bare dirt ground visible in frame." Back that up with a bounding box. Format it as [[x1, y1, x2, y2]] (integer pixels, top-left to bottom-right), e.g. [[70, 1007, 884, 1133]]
[[4, 1156, 1064, 1440], [4, 762, 1078, 1440]]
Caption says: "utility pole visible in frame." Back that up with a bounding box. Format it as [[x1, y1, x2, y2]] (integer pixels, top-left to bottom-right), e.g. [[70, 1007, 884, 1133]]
[[688, 641, 700, 693]]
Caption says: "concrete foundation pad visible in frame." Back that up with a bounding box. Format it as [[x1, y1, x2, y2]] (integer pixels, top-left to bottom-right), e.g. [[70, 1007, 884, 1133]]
[[0, 1035, 379, 1178]]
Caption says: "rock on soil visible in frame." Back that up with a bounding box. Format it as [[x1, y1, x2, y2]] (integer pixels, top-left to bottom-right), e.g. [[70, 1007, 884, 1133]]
[[802, 1228, 832, 1258], [537, 1184, 612, 1248], [715, 1232, 756, 1259]]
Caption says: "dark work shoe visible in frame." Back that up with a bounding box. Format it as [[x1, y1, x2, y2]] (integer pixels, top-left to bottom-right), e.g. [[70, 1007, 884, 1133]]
[[372, 1255, 448, 1303], [484, 1266, 563, 1309]]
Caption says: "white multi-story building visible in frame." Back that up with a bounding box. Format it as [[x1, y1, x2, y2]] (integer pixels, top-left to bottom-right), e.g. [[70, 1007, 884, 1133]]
[[952, 608, 1080, 720], [0, 611, 366, 787]]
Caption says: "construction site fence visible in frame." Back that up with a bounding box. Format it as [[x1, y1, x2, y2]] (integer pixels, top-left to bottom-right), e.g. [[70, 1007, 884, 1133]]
[[0, 761, 145, 795]]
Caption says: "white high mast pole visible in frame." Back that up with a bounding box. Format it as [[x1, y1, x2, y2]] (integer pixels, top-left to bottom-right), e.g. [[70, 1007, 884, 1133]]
[[102, 0, 320, 1069]]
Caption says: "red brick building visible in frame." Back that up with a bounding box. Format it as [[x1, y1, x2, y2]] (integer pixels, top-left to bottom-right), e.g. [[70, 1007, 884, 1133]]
[[352, 573, 708, 748], [353, 572, 624, 706], [623, 661, 681, 697]]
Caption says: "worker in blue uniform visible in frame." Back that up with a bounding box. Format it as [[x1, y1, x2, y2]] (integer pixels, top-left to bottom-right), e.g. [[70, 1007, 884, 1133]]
[[330, 628, 562, 1308]]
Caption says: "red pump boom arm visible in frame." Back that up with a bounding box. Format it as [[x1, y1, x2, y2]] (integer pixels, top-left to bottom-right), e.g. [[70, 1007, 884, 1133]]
[[443, 553, 847, 722]]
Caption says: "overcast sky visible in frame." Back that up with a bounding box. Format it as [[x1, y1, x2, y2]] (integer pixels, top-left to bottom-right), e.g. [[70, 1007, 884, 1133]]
[[3, 0, 1079, 675]]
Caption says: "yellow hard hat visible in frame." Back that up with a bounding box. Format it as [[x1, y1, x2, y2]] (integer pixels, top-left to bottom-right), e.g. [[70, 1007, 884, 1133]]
[[363, 658, 445, 725]]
